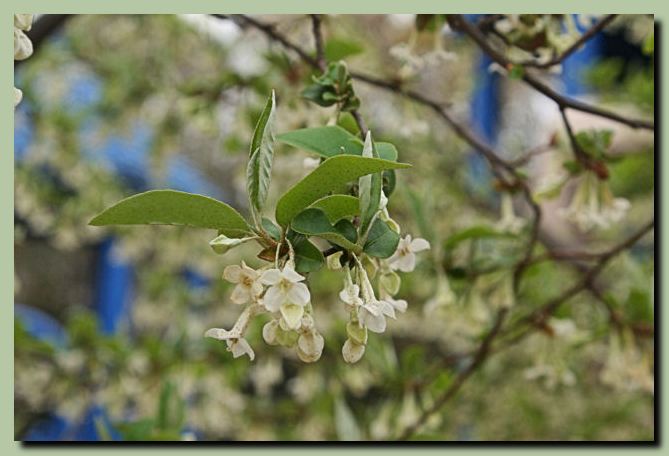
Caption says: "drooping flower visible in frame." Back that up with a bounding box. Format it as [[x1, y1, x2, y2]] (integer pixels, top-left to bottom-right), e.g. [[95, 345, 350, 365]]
[[496, 192, 526, 234], [223, 261, 263, 304], [559, 171, 630, 231], [204, 328, 255, 361], [388, 234, 430, 272], [383, 294, 408, 313], [261, 264, 311, 329], [358, 298, 396, 333]]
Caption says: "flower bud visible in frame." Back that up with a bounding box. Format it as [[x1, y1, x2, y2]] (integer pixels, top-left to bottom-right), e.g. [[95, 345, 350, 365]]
[[297, 332, 324, 363], [14, 29, 33, 60], [275, 327, 299, 347], [342, 338, 365, 363], [14, 14, 34, 31], [209, 234, 253, 255], [327, 251, 344, 270], [346, 321, 368, 345], [262, 320, 280, 346], [379, 271, 401, 296]]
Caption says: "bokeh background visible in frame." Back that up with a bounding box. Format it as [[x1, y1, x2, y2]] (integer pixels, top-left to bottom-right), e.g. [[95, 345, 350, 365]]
[[14, 14, 654, 441]]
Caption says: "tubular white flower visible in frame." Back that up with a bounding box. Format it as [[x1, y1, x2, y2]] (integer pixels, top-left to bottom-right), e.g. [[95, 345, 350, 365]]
[[261, 264, 310, 312], [358, 298, 395, 333], [559, 172, 630, 232], [223, 261, 263, 304], [382, 294, 408, 313], [497, 192, 526, 234], [388, 234, 430, 272]]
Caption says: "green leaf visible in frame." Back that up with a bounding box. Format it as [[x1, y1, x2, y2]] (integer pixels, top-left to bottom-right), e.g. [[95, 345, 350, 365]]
[[575, 129, 613, 159], [291, 208, 361, 252], [443, 226, 515, 251], [275, 155, 410, 227], [247, 90, 277, 216], [278, 126, 398, 160], [358, 132, 382, 238], [89, 190, 251, 237], [310, 195, 359, 223], [324, 37, 364, 61], [363, 218, 400, 258], [261, 217, 282, 241], [288, 232, 325, 273]]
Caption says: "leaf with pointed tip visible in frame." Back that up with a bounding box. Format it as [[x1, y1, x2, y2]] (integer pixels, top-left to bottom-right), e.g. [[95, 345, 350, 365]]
[[89, 190, 252, 238], [291, 208, 361, 252], [358, 132, 382, 238], [247, 91, 276, 215], [310, 195, 359, 223], [275, 155, 410, 227], [278, 126, 398, 160], [363, 218, 400, 259]]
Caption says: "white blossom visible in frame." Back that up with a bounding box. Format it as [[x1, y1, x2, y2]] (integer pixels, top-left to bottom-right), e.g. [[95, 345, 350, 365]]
[[359, 298, 395, 333], [261, 265, 310, 329], [496, 192, 526, 234], [388, 234, 430, 272], [204, 328, 255, 361], [14, 28, 33, 60], [223, 261, 263, 304], [559, 172, 630, 231]]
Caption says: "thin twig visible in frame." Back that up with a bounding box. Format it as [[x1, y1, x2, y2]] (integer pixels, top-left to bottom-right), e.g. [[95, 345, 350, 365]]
[[448, 15, 654, 130]]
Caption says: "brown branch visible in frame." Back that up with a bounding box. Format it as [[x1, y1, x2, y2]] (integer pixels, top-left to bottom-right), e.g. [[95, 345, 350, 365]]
[[396, 308, 508, 440], [310, 14, 326, 72], [518, 15, 618, 69], [447, 15, 654, 131]]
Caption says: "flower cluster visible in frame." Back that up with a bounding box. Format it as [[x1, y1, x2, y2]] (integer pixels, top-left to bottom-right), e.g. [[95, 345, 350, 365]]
[[14, 14, 34, 108], [205, 231, 429, 364], [558, 171, 630, 232]]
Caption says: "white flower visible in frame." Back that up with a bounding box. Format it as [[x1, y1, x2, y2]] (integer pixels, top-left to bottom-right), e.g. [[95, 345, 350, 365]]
[[496, 192, 526, 234], [261, 265, 310, 329], [383, 295, 408, 313], [339, 282, 362, 309], [359, 298, 395, 333], [342, 338, 365, 363], [559, 172, 630, 231], [204, 328, 255, 361], [223, 261, 263, 304], [388, 235, 430, 272]]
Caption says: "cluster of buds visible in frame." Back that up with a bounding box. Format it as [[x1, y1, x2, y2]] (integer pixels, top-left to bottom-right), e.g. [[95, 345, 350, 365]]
[[558, 171, 630, 232], [14, 14, 34, 108]]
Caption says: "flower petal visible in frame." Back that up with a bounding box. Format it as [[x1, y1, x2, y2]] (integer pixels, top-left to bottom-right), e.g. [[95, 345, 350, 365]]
[[260, 269, 282, 285], [204, 328, 235, 340], [230, 285, 251, 304], [410, 238, 430, 252], [280, 303, 304, 330], [263, 285, 284, 312], [281, 266, 305, 283], [396, 253, 416, 273], [287, 282, 310, 306], [223, 265, 242, 283]]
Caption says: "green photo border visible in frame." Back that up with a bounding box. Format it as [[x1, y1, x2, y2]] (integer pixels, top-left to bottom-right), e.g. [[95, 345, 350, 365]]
[[4, 2, 663, 454]]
